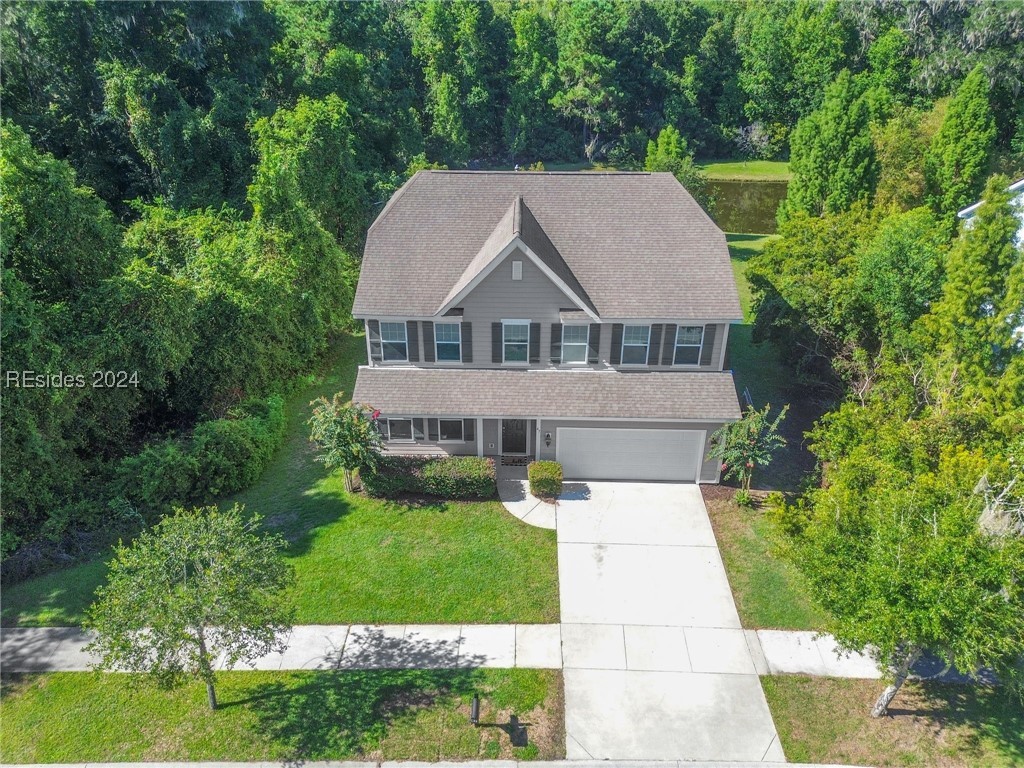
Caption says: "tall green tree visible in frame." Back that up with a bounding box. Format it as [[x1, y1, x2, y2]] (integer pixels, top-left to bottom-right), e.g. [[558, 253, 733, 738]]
[[644, 125, 709, 207], [308, 393, 385, 492], [924, 175, 1024, 410], [249, 95, 367, 249], [782, 70, 885, 219], [777, 429, 1024, 717], [503, 3, 563, 161], [85, 505, 295, 711], [551, 0, 625, 161], [925, 65, 997, 219]]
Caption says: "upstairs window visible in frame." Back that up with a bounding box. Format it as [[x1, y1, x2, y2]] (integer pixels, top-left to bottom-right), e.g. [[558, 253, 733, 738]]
[[561, 325, 589, 364], [620, 325, 650, 365], [381, 322, 408, 361], [511, 260, 523, 280], [674, 326, 704, 365], [435, 323, 462, 362], [503, 321, 530, 362]]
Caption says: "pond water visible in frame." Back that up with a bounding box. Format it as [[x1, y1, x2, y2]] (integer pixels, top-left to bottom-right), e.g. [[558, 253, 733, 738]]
[[707, 179, 788, 234]]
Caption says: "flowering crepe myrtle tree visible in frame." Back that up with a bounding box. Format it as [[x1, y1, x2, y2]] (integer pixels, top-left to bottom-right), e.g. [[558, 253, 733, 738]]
[[709, 403, 789, 492], [308, 392, 385, 492], [84, 504, 294, 711]]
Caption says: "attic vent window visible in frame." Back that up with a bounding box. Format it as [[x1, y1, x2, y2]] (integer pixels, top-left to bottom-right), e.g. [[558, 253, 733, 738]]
[[511, 260, 523, 280]]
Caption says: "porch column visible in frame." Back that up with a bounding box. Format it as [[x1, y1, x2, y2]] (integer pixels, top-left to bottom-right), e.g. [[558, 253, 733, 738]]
[[535, 418, 542, 459], [477, 418, 484, 457]]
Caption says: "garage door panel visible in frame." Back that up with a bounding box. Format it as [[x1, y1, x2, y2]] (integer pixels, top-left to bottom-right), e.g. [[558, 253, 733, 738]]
[[556, 427, 703, 482]]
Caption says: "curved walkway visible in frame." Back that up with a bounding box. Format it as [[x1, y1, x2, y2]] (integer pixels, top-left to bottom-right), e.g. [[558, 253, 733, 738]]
[[496, 463, 556, 529]]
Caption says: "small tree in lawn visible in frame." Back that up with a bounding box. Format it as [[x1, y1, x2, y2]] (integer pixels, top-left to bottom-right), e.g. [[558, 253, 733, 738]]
[[85, 504, 294, 711], [308, 392, 384, 492], [709, 403, 789, 495]]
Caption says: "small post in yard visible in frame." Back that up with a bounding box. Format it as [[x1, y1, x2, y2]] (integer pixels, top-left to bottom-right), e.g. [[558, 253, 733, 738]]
[[470, 693, 480, 725]]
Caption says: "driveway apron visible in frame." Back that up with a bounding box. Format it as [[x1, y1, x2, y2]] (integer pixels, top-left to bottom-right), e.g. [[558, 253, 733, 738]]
[[556, 482, 784, 762]]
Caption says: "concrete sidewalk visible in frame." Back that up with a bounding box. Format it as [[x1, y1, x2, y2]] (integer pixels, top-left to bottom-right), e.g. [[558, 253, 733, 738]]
[[0, 624, 562, 672]]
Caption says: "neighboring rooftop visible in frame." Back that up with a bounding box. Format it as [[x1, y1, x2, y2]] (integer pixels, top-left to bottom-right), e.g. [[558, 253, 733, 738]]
[[957, 176, 1024, 220], [353, 366, 743, 421], [352, 171, 741, 320]]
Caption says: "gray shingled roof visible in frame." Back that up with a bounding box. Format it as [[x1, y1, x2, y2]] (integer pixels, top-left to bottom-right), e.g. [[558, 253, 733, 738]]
[[353, 171, 741, 320], [439, 196, 596, 314], [353, 366, 742, 421]]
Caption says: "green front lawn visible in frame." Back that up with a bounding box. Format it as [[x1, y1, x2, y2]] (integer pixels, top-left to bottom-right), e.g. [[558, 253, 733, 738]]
[[763, 676, 1024, 767], [2, 333, 559, 627], [0, 669, 564, 763], [698, 158, 790, 181], [704, 488, 826, 631]]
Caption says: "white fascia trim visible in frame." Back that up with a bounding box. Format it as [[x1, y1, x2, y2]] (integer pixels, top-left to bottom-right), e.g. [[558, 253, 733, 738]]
[[436, 236, 599, 321]]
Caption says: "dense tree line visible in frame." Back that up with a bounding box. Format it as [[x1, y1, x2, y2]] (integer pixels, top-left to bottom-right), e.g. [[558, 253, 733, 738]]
[[2, 0, 1023, 564], [746, 17, 1024, 709]]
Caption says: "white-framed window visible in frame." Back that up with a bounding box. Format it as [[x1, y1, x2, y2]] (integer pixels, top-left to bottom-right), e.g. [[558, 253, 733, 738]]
[[435, 323, 461, 362], [674, 325, 704, 366], [503, 320, 530, 362], [438, 419, 464, 442], [387, 418, 413, 441], [620, 325, 650, 365], [381, 322, 408, 361], [511, 260, 523, 280], [561, 325, 589, 364]]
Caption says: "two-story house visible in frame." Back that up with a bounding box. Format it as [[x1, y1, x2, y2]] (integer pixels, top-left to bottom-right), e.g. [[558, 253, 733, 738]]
[[351, 170, 743, 483]]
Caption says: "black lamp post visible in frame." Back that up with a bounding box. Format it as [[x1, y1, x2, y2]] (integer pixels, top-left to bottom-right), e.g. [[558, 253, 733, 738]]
[[470, 694, 480, 726]]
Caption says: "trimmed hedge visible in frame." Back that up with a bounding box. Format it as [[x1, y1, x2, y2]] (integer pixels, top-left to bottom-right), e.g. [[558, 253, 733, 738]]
[[109, 395, 286, 519], [528, 460, 563, 499], [362, 455, 496, 500]]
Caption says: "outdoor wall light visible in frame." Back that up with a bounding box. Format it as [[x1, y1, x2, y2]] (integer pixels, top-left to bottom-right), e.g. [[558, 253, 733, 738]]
[[544, 432, 552, 447]]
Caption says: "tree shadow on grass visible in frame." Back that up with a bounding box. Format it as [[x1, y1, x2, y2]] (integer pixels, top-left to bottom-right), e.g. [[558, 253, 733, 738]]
[[888, 683, 1024, 765], [231, 668, 482, 764]]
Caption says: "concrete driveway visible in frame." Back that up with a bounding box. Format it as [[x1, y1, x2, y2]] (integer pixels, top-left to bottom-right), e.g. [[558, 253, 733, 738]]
[[557, 482, 784, 762]]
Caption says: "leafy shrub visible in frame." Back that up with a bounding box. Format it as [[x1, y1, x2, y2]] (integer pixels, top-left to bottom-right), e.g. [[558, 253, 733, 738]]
[[362, 455, 496, 500], [193, 396, 285, 495], [109, 396, 285, 519], [421, 457, 496, 498], [528, 461, 563, 499], [111, 441, 200, 520], [734, 488, 754, 508]]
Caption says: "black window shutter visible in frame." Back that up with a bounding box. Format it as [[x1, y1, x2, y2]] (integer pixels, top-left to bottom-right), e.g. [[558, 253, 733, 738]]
[[427, 418, 439, 441], [368, 320, 382, 363], [529, 322, 541, 363], [648, 324, 663, 365], [422, 321, 435, 363], [464, 419, 475, 441], [700, 324, 718, 366], [588, 324, 601, 363], [610, 323, 624, 365], [550, 323, 562, 364], [460, 322, 473, 363], [413, 418, 425, 440], [491, 323, 502, 363], [406, 321, 420, 363], [661, 323, 677, 365]]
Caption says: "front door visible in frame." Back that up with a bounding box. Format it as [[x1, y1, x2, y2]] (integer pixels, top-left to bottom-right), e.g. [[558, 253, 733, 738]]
[[502, 419, 528, 454]]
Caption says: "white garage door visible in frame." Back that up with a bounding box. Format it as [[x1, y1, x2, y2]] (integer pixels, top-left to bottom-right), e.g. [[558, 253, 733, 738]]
[[555, 427, 705, 482]]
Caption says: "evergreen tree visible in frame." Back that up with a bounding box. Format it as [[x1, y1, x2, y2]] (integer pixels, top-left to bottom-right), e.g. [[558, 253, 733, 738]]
[[644, 126, 709, 207], [925, 175, 1024, 409], [925, 65, 996, 220], [782, 70, 884, 219]]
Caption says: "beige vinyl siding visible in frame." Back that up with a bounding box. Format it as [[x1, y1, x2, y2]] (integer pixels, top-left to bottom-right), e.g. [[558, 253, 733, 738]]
[[457, 250, 568, 367], [536, 419, 725, 483]]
